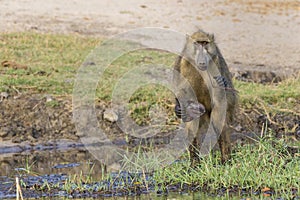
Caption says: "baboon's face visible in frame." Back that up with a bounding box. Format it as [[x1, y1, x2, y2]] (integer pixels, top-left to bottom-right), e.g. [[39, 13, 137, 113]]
[[189, 31, 217, 71]]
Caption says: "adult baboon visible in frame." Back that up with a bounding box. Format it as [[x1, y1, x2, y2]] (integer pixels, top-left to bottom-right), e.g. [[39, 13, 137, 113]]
[[174, 30, 237, 164]]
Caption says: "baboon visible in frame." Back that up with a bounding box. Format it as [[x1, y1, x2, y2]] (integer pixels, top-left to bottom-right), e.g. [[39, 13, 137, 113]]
[[174, 30, 237, 164]]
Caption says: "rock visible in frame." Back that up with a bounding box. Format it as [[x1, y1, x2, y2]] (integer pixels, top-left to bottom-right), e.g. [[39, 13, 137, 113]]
[[234, 124, 243, 132], [45, 94, 54, 102], [0, 92, 9, 101], [287, 97, 296, 103], [107, 162, 121, 172], [1, 92, 8, 98], [0, 130, 8, 137], [103, 109, 118, 123], [12, 136, 22, 143]]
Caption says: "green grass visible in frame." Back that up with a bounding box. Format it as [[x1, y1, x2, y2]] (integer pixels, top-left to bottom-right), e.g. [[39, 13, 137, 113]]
[[153, 136, 299, 198], [235, 76, 300, 112], [0, 32, 99, 95]]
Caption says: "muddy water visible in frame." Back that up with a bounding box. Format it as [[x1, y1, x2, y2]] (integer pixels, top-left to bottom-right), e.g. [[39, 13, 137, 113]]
[[0, 147, 105, 179], [0, 147, 229, 199], [0, 147, 105, 198], [55, 193, 230, 200]]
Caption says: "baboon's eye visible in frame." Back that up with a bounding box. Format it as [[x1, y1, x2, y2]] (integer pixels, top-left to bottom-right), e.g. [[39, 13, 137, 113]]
[[194, 41, 209, 46]]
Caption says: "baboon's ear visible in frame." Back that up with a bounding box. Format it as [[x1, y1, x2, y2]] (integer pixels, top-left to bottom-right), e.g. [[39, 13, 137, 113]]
[[209, 34, 215, 42], [185, 34, 190, 41]]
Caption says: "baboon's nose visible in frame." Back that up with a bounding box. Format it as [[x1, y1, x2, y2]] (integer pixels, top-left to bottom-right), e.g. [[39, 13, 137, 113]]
[[196, 62, 207, 71], [195, 48, 208, 70]]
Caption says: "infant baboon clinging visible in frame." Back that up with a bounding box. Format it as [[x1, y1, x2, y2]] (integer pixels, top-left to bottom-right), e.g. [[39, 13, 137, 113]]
[[174, 30, 237, 164]]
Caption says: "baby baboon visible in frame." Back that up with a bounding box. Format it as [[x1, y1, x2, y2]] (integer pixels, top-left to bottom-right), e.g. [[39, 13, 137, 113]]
[[174, 30, 237, 164]]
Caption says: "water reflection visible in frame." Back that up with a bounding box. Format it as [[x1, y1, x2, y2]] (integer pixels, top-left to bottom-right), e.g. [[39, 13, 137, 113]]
[[0, 147, 105, 179], [56, 192, 231, 200]]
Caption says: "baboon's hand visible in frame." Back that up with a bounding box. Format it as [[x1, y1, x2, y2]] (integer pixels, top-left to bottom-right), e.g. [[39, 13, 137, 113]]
[[185, 100, 206, 122], [213, 75, 238, 94], [175, 98, 183, 119], [175, 98, 205, 122], [213, 75, 230, 88]]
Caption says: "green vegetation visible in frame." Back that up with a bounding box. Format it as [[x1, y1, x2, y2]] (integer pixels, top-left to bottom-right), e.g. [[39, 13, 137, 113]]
[[0, 32, 99, 95], [154, 136, 299, 199], [235, 76, 300, 115], [1, 32, 299, 198]]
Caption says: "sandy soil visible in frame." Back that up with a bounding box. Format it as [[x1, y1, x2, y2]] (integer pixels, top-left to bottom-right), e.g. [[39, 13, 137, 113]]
[[0, 0, 299, 76]]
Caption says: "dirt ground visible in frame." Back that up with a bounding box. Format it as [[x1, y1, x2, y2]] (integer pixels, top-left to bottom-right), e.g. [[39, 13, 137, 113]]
[[0, 0, 299, 152]]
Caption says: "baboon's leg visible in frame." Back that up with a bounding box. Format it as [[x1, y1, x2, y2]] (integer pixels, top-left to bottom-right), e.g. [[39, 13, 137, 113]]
[[187, 113, 210, 166], [218, 125, 232, 163]]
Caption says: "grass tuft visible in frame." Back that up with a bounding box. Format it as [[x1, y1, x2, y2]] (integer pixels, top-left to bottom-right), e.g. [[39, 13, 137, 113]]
[[154, 136, 299, 198]]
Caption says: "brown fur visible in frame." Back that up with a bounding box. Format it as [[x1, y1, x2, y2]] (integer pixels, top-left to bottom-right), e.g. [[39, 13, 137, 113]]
[[174, 30, 237, 164]]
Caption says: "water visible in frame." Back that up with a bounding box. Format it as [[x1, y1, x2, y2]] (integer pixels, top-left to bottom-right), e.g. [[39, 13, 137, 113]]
[[1, 146, 292, 199], [0, 147, 105, 179], [0, 147, 236, 199]]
